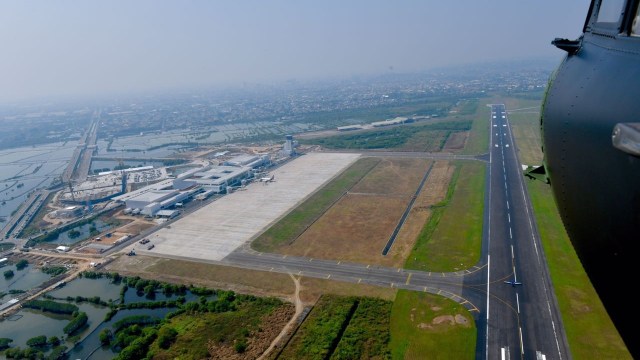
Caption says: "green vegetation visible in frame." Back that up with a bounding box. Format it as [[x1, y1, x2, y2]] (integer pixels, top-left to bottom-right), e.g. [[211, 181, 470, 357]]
[[279, 295, 358, 360], [115, 328, 157, 360], [156, 327, 178, 350], [331, 297, 392, 360], [26, 335, 47, 348], [63, 311, 88, 334], [47, 345, 67, 360], [390, 290, 475, 360], [3, 270, 13, 279], [405, 161, 485, 271], [528, 181, 631, 359], [148, 294, 284, 359], [23, 299, 78, 315], [252, 157, 381, 252], [47, 336, 60, 347], [99, 329, 112, 346], [454, 99, 479, 116], [67, 229, 81, 239], [113, 315, 161, 333], [291, 96, 459, 127], [279, 295, 392, 360], [461, 99, 491, 155], [40, 266, 68, 276], [4, 347, 45, 359], [303, 121, 471, 151], [15, 259, 28, 271], [0, 338, 12, 350]]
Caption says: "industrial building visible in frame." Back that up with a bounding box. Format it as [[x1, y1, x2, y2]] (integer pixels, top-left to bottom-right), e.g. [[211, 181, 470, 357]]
[[50, 205, 84, 219], [173, 165, 252, 193], [59, 166, 168, 204], [224, 154, 269, 168], [121, 188, 197, 216]]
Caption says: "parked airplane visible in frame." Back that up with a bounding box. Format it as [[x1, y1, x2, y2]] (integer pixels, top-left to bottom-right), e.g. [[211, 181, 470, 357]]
[[260, 175, 275, 182]]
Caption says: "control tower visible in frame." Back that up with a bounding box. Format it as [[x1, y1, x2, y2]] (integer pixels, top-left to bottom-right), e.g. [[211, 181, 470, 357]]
[[283, 135, 295, 156]]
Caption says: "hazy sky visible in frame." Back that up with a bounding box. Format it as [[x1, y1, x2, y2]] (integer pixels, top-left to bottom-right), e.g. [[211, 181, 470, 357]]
[[0, 1, 590, 102]]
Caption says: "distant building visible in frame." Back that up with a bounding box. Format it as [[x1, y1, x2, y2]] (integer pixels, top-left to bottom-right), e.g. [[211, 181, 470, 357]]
[[370, 117, 408, 128], [224, 154, 269, 168], [175, 165, 251, 193], [337, 125, 364, 131], [52, 205, 84, 218]]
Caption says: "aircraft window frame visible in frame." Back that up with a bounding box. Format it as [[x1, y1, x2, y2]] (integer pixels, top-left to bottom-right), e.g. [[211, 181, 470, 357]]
[[630, 0, 640, 36], [591, 0, 626, 33]]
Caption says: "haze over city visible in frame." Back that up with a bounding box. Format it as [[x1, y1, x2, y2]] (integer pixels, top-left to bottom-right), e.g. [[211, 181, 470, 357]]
[[1, 0, 589, 102]]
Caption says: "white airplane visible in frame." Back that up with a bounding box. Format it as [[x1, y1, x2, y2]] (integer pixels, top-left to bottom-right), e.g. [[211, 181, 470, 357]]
[[260, 174, 275, 182], [504, 280, 522, 287]]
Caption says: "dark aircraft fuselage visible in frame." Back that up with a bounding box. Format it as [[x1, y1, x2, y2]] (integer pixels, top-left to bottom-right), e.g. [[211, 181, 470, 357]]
[[541, 0, 640, 356]]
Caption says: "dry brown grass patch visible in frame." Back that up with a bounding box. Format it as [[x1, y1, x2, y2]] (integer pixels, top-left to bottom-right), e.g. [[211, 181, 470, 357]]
[[281, 193, 408, 266], [384, 161, 455, 263]]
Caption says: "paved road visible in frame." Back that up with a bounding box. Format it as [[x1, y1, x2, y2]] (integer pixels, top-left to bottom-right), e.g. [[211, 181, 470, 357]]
[[472, 104, 569, 360]]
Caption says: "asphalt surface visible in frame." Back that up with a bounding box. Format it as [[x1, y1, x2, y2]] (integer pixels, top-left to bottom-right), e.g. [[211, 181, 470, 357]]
[[472, 104, 570, 360]]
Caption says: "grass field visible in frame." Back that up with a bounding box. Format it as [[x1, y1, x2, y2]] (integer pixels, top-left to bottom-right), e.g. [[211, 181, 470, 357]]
[[507, 109, 543, 165], [390, 290, 475, 360], [404, 161, 485, 272], [461, 100, 490, 155], [302, 121, 471, 152]]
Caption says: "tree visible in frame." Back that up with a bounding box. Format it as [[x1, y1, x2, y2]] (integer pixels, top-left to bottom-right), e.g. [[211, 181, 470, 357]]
[[26, 335, 47, 347], [0, 337, 13, 350], [99, 329, 112, 346], [15, 259, 28, 270], [3, 270, 14, 279], [234, 339, 248, 353], [157, 327, 178, 349], [47, 336, 60, 346], [63, 312, 88, 334]]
